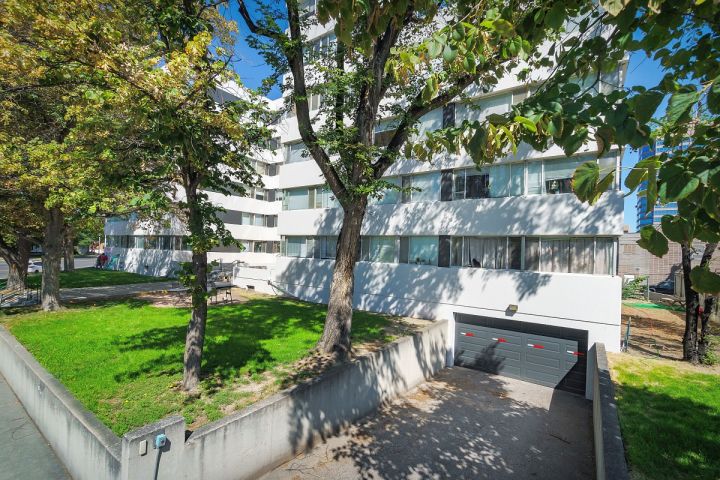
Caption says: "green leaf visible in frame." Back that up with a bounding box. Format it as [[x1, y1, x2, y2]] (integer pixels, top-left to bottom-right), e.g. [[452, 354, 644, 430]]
[[573, 162, 616, 204], [629, 90, 664, 123], [427, 39, 443, 58], [660, 215, 693, 243], [637, 226, 669, 257], [690, 267, 720, 294], [545, 4, 565, 30], [665, 90, 700, 124], [514, 115, 537, 133], [443, 44, 458, 62], [547, 116, 563, 137], [572, 161, 599, 201], [600, 0, 628, 16], [562, 127, 588, 155], [661, 170, 700, 202]]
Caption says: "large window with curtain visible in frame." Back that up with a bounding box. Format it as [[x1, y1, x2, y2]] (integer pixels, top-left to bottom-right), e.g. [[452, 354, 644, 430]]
[[361, 236, 397, 263], [401, 236, 438, 265]]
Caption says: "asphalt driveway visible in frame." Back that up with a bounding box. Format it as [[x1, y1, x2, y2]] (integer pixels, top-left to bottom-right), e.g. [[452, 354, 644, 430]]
[[262, 367, 594, 480]]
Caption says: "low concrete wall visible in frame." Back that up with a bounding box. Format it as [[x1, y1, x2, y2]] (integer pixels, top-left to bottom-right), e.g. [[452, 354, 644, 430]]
[[0, 327, 122, 480], [592, 343, 629, 480], [1, 319, 449, 480], [232, 265, 277, 295]]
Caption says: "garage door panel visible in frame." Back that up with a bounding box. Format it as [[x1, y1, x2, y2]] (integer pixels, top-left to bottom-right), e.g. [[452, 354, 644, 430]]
[[454, 314, 588, 396], [525, 353, 561, 369]]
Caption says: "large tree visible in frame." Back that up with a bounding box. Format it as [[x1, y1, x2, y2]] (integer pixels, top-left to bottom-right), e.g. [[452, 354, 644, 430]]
[[565, 1, 720, 362], [2, 0, 270, 389], [238, 0, 616, 356]]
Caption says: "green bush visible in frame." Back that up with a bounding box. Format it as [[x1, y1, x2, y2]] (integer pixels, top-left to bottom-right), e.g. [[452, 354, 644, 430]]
[[702, 335, 719, 366], [622, 276, 647, 300]]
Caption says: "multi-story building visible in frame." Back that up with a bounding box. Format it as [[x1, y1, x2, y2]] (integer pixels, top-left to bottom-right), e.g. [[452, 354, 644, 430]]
[[636, 142, 679, 229], [106, 14, 626, 398], [104, 86, 284, 276]]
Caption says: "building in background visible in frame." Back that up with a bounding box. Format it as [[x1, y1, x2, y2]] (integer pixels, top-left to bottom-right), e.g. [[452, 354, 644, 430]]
[[103, 85, 284, 276], [636, 142, 679, 229]]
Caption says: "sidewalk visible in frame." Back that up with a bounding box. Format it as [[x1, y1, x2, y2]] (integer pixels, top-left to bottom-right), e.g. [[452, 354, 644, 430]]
[[0, 373, 70, 480], [60, 281, 176, 302]]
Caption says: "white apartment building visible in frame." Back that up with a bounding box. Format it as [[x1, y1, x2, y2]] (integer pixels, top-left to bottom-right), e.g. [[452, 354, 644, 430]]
[[105, 12, 625, 398], [103, 86, 285, 275]]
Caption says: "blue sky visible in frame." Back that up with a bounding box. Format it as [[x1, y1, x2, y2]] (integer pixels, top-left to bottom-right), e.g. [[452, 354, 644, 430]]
[[224, 6, 666, 232]]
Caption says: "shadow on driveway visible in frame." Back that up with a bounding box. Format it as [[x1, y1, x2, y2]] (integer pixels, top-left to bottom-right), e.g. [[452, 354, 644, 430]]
[[263, 367, 594, 480]]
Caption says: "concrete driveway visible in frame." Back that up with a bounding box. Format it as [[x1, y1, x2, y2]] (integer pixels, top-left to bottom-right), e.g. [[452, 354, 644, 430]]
[[262, 367, 594, 480]]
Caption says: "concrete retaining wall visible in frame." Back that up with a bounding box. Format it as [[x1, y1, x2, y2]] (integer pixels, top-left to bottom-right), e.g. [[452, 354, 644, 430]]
[[0, 327, 121, 480], [592, 343, 629, 480], [1, 319, 449, 480]]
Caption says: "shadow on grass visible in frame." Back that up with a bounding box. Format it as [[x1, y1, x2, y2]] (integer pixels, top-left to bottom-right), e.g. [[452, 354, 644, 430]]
[[111, 298, 389, 386], [616, 383, 720, 480]]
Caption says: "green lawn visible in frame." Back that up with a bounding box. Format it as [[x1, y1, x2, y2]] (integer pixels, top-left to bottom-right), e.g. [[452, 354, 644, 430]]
[[611, 355, 720, 480], [3, 297, 391, 435], [25, 268, 166, 289]]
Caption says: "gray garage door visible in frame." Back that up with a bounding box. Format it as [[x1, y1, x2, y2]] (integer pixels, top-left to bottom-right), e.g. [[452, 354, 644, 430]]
[[454, 313, 588, 395]]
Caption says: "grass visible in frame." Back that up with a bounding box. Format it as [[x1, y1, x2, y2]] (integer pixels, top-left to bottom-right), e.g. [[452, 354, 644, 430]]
[[24, 268, 166, 289], [622, 301, 684, 312], [2, 296, 392, 435], [611, 355, 720, 480]]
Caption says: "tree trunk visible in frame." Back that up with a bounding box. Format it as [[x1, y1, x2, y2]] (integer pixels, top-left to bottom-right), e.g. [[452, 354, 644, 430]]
[[698, 295, 717, 362], [681, 243, 700, 362], [63, 225, 75, 272], [317, 200, 367, 357], [0, 237, 31, 290], [181, 190, 208, 392], [41, 207, 64, 311]]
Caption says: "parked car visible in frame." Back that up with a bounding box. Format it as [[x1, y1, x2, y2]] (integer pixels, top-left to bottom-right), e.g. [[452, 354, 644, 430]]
[[27, 261, 42, 274], [650, 279, 675, 295]]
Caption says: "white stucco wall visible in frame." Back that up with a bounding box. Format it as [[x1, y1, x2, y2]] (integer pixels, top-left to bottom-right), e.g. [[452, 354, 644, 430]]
[[278, 191, 624, 237]]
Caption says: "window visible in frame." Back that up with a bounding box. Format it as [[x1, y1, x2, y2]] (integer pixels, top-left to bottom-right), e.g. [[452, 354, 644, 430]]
[[402, 172, 440, 203], [160, 236, 173, 250], [509, 163, 525, 196], [453, 169, 489, 200], [598, 156, 617, 190], [242, 212, 252, 225], [285, 188, 309, 210], [362, 236, 397, 263], [318, 236, 338, 259], [286, 142, 307, 164], [268, 137, 280, 151], [285, 237, 308, 257], [489, 164, 510, 198], [450, 237, 463, 267], [144, 235, 158, 250], [509, 237, 522, 270], [527, 161, 542, 195], [524, 237, 540, 271], [595, 238, 615, 275], [405, 236, 438, 266], [299, 0, 315, 17], [308, 33, 335, 59], [464, 237, 506, 269], [254, 188, 266, 201], [253, 214, 265, 227], [372, 177, 400, 205], [544, 157, 584, 194], [310, 94, 323, 111]]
